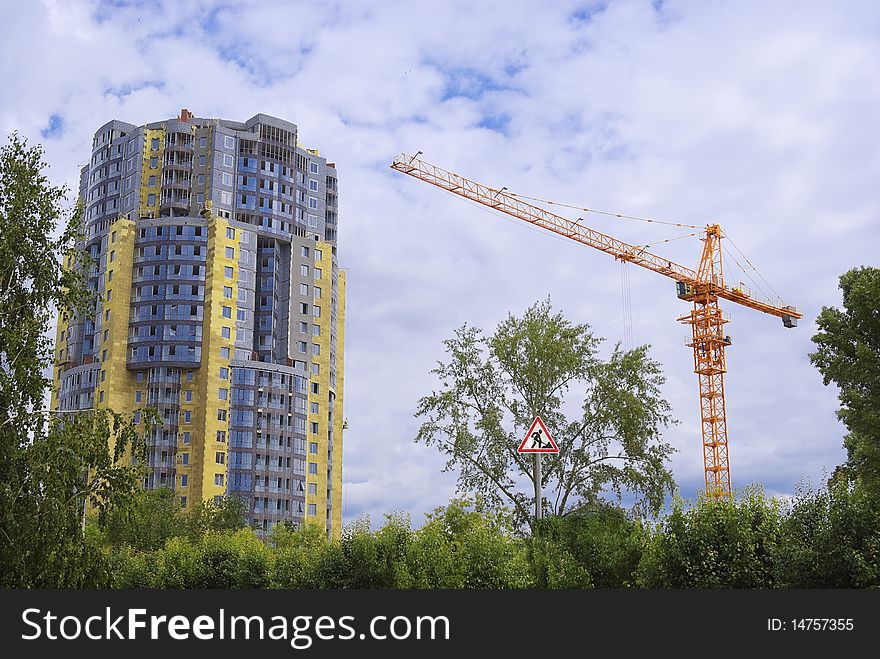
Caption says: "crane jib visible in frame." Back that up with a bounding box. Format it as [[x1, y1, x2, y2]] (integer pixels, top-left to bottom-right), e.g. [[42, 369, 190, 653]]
[[391, 155, 801, 322]]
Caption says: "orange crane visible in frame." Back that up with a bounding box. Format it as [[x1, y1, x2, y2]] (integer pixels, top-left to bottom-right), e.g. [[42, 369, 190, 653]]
[[391, 153, 802, 498]]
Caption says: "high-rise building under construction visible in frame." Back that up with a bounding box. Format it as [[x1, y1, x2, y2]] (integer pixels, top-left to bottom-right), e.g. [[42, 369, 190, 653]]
[[52, 110, 345, 538]]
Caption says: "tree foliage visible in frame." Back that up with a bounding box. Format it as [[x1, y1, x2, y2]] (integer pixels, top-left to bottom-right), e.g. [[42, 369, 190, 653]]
[[111, 499, 535, 589], [0, 133, 149, 587], [415, 299, 675, 526], [99, 488, 880, 589], [773, 481, 880, 588], [532, 503, 646, 588], [0, 134, 89, 428], [274, 500, 534, 589], [810, 266, 880, 493], [111, 528, 271, 589], [636, 487, 783, 588], [408, 499, 533, 588], [98, 487, 248, 551]]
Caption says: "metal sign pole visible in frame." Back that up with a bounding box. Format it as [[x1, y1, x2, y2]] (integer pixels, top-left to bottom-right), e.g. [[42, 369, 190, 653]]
[[519, 416, 555, 524], [534, 453, 542, 522]]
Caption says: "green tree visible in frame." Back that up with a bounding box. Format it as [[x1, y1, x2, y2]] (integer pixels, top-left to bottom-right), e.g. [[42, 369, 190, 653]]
[[99, 489, 248, 551], [528, 533, 593, 588], [636, 487, 782, 588], [271, 522, 332, 588], [532, 504, 646, 588], [405, 499, 533, 588], [111, 529, 270, 589], [181, 495, 249, 541], [810, 267, 880, 492], [0, 133, 149, 587], [415, 299, 675, 526], [336, 515, 413, 588], [99, 487, 184, 551], [773, 481, 880, 588]]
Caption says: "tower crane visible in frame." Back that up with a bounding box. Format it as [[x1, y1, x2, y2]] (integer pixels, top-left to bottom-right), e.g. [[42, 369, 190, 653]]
[[391, 153, 802, 498]]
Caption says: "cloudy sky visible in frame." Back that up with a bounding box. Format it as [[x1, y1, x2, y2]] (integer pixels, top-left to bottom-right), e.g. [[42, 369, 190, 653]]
[[2, 0, 878, 526]]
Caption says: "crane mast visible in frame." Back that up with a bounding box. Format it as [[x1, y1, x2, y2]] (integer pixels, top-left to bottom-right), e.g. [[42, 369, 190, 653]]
[[685, 225, 732, 495], [391, 153, 802, 498]]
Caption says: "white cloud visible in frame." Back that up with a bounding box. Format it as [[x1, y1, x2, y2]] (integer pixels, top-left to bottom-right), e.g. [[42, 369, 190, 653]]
[[2, 0, 877, 526]]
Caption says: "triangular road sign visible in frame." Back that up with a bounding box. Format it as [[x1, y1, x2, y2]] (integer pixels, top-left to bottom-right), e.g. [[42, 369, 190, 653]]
[[518, 416, 558, 454]]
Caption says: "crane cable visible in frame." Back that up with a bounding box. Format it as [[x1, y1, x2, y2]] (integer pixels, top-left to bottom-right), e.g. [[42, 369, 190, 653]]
[[722, 232, 785, 306], [454, 192, 703, 262], [635, 230, 702, 252], [721, 244, 780, 308], [498, 188, 785, 309], [620, 260, 633, 350], [507, 192, 702, 229]]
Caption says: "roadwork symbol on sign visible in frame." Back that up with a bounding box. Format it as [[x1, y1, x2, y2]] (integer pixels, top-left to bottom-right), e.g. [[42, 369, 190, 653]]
[[518, 416, 559, 454]]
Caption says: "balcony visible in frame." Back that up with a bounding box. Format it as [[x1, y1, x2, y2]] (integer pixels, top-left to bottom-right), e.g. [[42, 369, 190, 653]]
[[163, 152, 192, 169], [165, 133, 193, 150], [162, 172, 191, 189], [161, 190, 190, 207]]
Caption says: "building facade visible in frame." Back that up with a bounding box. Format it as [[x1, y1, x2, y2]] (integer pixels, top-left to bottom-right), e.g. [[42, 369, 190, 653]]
[[52, 110, 345, 538]]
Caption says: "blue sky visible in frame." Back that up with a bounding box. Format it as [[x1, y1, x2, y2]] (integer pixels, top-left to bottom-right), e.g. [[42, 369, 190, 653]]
[[2, 0, 878, 526]]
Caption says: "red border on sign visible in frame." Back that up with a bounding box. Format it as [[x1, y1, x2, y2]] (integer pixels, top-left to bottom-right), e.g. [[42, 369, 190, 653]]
[[517, 416, 559, 453]]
